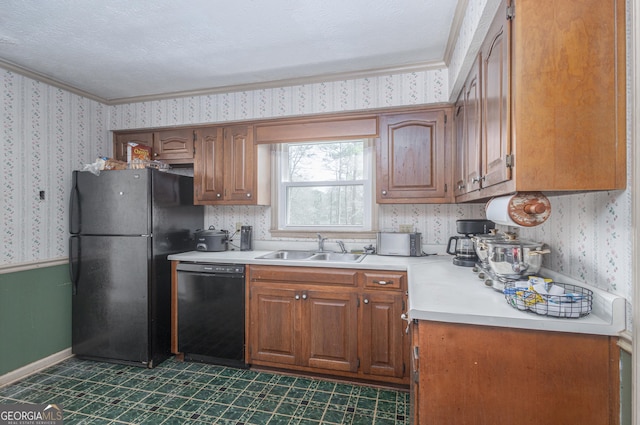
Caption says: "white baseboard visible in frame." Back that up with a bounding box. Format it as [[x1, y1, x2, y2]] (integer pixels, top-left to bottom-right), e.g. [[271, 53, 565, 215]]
[[0, 348, 73, 387]]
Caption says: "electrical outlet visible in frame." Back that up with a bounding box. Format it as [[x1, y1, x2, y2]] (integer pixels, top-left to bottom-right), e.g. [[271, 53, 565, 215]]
[[236, 222, 242, 231], [399, 224, 413, 233]]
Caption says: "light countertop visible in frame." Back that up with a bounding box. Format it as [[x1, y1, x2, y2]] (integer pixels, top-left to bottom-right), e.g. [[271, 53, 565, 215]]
[[168, 248, 625, 337]]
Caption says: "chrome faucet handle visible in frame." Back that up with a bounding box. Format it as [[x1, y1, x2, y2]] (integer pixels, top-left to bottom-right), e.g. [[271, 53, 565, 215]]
[[316, 233, 327, 252], [336, 240, 347, 253]]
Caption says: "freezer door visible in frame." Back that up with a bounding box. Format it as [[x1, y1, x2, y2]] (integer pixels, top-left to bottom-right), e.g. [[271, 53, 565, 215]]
[[71, 235, 152, 365], [70, 169, 151, 235]]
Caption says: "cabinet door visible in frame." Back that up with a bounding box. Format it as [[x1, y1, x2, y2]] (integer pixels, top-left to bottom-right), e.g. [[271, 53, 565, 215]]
[[360, 292, 405, 378], [453, 91, 467, 196], [417, 321, 619, 425], [113, 132, 154, 162], [301, 291, 359, 373], [224, 125, 256, 203], [481, 0, 511, 189], [377, 110, 449, 203], [465, 56, 483, 193], [249, 286, 299, 366], [194, 126, 224, 204], [153, 129, 195, 162]]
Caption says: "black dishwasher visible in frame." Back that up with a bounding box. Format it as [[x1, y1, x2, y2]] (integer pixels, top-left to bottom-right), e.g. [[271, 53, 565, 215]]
[[176, 263, 246, 368]]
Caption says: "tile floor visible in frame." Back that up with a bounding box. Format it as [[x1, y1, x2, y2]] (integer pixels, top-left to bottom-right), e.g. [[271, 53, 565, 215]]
[[0, 357, 410, 424]]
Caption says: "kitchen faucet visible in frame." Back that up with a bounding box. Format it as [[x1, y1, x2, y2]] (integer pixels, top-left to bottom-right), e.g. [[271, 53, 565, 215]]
[[316, 233, 327, 252]]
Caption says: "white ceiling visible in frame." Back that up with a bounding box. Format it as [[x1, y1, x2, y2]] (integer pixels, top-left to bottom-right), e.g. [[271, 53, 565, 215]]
[[0, 0, 461, 103]]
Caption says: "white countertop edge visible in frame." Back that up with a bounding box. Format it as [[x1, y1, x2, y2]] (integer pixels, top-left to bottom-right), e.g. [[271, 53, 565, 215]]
[[406, 308, 623, 336], [167, 250, 626, 337], [405, 259, 626, 336]]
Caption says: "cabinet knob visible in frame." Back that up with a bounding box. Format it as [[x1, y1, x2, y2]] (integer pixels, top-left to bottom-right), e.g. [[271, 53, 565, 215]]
[[457, 184, 465, 190], [216, 193, 222, 198], [373, 280, 390, 285], [295, 294, 300, 300], [302, 293, 308, 300], [381, 190, 387, 196], [246, 193, 252, 198], [364, 298, 369, 304], [154, 152, 159, 157]]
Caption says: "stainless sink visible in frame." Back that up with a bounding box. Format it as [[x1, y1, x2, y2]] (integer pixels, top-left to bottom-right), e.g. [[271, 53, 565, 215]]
[[308, 252, 366, 262], [256, 250, 315, 260], [256, 250, 366, 263]]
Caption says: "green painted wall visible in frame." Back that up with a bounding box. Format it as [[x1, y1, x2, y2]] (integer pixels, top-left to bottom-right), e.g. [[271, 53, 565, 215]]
[[0, 265, 72, 375]]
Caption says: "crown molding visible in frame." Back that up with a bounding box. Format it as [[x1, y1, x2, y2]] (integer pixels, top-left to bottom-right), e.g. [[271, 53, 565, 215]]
[[0, 58, 108, 103], [443, 0, 469, 67], [106, 60, 446, 105], [1, 57, 446, 106]]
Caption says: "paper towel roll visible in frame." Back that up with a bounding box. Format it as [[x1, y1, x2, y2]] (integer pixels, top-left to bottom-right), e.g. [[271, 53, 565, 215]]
[[486, 192, 551, 227]]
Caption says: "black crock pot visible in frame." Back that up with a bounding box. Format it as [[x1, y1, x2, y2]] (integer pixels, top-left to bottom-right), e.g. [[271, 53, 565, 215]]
[[195, 226, 229, 252]]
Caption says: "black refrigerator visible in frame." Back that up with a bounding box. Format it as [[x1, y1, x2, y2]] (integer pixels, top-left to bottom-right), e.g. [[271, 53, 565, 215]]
[[69, 168, 203, 368]]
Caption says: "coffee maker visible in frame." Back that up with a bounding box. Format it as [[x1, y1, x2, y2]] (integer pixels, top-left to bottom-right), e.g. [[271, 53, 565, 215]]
[[447, 219, 495, 266]]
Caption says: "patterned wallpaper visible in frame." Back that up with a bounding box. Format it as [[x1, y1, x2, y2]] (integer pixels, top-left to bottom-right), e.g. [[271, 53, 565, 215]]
[[1, 69, 109, 266], [0, 0, 633, 329]]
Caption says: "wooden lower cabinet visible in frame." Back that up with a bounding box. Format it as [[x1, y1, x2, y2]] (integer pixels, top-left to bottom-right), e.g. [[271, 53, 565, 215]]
[[360, 291, 405, 378], [412, 320, 620, 425], [248, 265, 409, 385], [249, 286, 298, 366], [303, 291, 359, 373]]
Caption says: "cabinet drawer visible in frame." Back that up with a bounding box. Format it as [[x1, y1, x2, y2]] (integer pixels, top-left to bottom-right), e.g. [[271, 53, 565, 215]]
[[250, 266, 358, 287], [363, 271, 405, 290]]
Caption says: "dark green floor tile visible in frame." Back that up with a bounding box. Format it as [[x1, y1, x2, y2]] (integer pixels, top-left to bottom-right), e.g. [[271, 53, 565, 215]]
[[275, 401, 298, 416], [1, 357, 409, 424], [358, 385, 379, 398], [377, 400, 398, 414], [301, 406, 325, 421], [254, 398, 279, 413], [220, 405, 247, 420], [322, 408, 346, 424], [247, 409, 273, 424], [356, 397, 377, 412], [352, 413, 377, 424], [267, 384, 289, 397]]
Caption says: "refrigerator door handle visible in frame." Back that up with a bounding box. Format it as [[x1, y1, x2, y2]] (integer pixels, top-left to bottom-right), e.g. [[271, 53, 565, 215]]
[[69, 235, 80, 295], [69, 172, 81, 234]]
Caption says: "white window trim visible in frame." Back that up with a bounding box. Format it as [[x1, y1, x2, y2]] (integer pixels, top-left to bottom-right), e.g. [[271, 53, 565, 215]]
[[271, 140, 376, 234]]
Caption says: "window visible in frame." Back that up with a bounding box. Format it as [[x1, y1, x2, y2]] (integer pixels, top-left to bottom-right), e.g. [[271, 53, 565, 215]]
[[276, 139, 373, 232]]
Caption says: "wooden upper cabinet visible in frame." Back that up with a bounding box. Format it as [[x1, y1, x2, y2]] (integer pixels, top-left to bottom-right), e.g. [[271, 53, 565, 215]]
[[113, 129, 194, 164], [194, 124, 270, 205], [465, 57, 483, 193], [511, 0, 626, 192], [377, 109, 451, 203], [113, 132, 154, 162], [153, 129, 195, 162], [223, 125, 256, 202], [453, 91, 466, 196], [481, 8, 510, 191], [456, 0, 626, 201], [454, 56, 483, 196], [194, 126, 224, 203]]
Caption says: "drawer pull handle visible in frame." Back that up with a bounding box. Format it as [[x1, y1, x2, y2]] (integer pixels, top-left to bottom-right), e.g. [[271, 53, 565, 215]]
[[374, 280, 391, 285]]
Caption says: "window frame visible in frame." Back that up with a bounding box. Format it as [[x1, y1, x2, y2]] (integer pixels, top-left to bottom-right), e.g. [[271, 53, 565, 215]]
[[273, 139, 375, 233]]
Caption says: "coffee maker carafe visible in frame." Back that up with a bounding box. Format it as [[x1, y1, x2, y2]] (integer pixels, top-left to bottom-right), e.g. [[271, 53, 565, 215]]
[[447, 219, 495, 267]]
